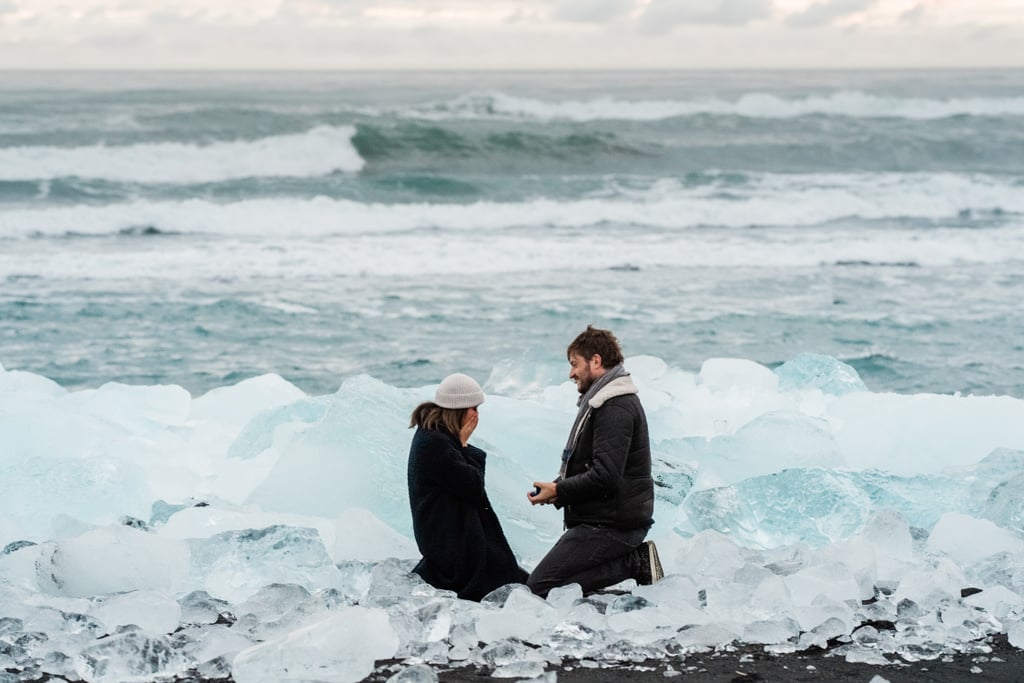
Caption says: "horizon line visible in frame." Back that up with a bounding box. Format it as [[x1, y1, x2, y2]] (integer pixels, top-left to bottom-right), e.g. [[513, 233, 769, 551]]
[[3, 65, 1024, 73]]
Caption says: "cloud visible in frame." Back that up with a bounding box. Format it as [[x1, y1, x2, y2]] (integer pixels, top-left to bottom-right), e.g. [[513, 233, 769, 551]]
[[638, 0, 774, 33], [899, 4, 927, 24], [786, 0, 877, 28], [551, 0, 635, 24]]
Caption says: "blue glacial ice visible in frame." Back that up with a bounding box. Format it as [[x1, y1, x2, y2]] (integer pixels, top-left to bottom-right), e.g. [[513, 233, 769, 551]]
[[1, 352, 1024, 681]]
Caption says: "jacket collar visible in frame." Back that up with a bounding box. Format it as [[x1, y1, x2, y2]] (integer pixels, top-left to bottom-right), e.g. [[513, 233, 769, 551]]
[[588, 375, 638, 409]]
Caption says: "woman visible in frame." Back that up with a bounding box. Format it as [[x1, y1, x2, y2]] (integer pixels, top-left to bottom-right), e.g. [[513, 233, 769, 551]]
[[407, 373, 528, 601]]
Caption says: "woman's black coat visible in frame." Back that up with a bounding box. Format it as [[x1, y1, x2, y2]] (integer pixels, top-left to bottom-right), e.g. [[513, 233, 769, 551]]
[[407, 426, 527, 601]]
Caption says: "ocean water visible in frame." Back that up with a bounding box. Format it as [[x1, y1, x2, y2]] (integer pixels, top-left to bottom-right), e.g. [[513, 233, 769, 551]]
[[2, 70, 1024, 681], [1, 69, 1023, 396]]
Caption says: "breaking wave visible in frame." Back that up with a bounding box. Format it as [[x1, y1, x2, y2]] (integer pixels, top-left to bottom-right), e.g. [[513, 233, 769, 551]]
[[0, 125, 364, 183]]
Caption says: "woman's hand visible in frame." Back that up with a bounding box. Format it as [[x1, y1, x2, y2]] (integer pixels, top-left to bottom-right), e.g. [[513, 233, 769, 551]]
[[459, 408, 479, 447]]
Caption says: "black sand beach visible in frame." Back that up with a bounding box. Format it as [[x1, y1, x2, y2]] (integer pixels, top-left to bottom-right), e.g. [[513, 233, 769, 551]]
[[366, 634, 1023, 682]]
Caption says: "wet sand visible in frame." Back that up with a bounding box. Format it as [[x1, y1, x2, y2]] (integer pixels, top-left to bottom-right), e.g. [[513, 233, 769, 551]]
[[367, 634, 1022, 682]]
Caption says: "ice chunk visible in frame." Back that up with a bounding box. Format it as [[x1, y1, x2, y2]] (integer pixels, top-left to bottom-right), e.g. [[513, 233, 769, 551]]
[[783, 563, 861, 606], [235, 583, 319, 632], [0, 455, 152, 539], [158, 504, 337, 550], [670, 531, 750, 582], [1008, 619, 1024, 649], [179, 625, 255, 672], [690, 412, 842, 491], [412, 600, 453, 643], [892, 556, 966, 608], [244, 376, 420, 533], [545, 620, 603, 660], [90, 590, 181, 634], [795, 613, 852, 648], [926, 513, 1024, 565], [861, 508, 914, 577], [699, 358, 779, 395], [476, 639, 544, 668], [0, 367, 65, 398], [191, 373, 306, 433], [364, 558, 436, 607], [37, 525, 189, 598], [231, 607, 399, 683], [386, 664, 439, 682], [964, 585, 1024, 620], [983, 472, 1024, 533], [683, 469, 870, 548], [674, 623, 740, 650], [62, 381, 191, 430], [830, 392, 1024, 475], [178, 590, 233, 625], [226, 394, 329, 460], [475, 585, 553, 643], [74, 627, 189, 683], [634, 574, 704, 612], [544, 583, 583, 613], [332, 508, 419, 562], [492, 660, 546, 678], [187, 525, 342, 603], [747, 575, 793, 620], [743, 617, 800, 645], [774, 353, 867, 395]]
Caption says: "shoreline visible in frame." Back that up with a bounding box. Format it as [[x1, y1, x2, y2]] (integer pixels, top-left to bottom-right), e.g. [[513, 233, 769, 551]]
[[366, 634, 1022, 682]]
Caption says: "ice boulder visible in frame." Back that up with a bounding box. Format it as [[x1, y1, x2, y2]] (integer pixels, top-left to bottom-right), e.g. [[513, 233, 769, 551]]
[[926, 513, 1024, 565], [231, 607, 399, 683], [774, 353, 867, 395], [62, 381, 191, 431], [690, 411, 843, 491], [331, 508, 418, 562], [37, 525, 189, 597], [75, 627, 189, 683], [244, 376, 418, 533], [190, 374, 307, 432], [683, 469, 871, 548], [0, 367, 65, 398], [699, 358, 778, 395], [187, 525, 343, 603], [90, 590, 182, 635]]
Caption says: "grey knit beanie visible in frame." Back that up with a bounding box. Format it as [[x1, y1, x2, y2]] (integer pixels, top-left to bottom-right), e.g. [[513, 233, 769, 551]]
[[435, 373, 485, 409]]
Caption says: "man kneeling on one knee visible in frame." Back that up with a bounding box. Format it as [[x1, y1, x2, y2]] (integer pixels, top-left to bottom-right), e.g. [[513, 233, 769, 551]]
[[527, 325, 663, 597]]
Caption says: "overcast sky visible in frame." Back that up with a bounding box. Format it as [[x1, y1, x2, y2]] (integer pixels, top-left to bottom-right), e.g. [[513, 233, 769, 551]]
[[0, 0, 1022, 70]]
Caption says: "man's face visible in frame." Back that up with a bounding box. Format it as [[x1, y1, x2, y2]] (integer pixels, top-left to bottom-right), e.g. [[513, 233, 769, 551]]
[[569, 353, 602, 394]]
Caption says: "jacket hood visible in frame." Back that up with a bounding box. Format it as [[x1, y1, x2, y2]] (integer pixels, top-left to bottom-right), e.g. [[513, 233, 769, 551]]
[[588, 375, 638, 409]]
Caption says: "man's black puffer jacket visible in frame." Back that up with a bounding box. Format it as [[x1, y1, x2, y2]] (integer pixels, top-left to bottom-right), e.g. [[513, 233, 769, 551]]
[[555, 392, 654, 531]]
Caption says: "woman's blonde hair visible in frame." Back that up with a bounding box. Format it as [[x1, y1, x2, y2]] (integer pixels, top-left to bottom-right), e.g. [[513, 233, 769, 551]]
[[410, 401, 467, 437]]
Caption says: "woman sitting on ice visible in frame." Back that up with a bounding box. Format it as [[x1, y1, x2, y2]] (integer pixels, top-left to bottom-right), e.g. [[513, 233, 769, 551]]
[[407, 373, 528, 601]]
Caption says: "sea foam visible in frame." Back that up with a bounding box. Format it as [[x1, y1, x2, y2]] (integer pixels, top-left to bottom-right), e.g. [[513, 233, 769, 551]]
[[1, 172, 1021, 241], [405, 91, 1024, 122]]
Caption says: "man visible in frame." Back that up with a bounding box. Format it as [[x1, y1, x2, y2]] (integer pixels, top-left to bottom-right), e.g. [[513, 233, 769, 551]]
[[527, 325, 662, 597]]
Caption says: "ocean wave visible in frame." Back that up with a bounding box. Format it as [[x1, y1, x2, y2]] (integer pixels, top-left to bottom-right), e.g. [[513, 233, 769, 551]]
[[351, 122, 648, 162], [0, 126, 364, 183], [398, 91, 1024, 122], [1, 173, 1021, 241]]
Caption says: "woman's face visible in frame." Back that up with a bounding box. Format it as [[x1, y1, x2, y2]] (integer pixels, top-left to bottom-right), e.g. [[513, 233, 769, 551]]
[[462, 405, 479, 425]]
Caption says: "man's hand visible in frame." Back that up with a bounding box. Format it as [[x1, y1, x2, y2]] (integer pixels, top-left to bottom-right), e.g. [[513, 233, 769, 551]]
[[528, 481, 558, 506]]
